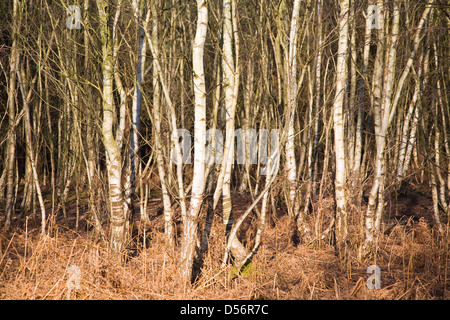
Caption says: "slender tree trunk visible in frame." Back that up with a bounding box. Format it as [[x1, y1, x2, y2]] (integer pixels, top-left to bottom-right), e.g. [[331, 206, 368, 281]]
[[17, 61, 47, 236], [373, 1, 400, 233], [4, 0, 19, 233], [285, 0, 301, 217], [353, 2, 373, 187], [222, 0, 237, 238], [179, 0, 208, 285], [312, 0, 323, 189], [364, 0, 384, 252], [238, 61, 254, 194], [97, 0, 127, 257], [333, 0, 350, 252], [364, 1, 434, 253], [219, 0, 250, 266], [149, 1, 174, 246], [129, 0, 149, 222]]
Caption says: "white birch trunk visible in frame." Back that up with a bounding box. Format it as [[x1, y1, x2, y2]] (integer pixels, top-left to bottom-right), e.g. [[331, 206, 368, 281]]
[[97, 0, 127, 256], [312, 0, 323, 187], [222, 0, 236, 234], [333, 0, 350, 247], [219, 0, 250, 266], [373, 1, 400, 233], [285, 0, 301, 217], [179, 0, 208, 285]]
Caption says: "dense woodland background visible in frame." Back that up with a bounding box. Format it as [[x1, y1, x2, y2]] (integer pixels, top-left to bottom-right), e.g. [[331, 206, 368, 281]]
[[0, 0, 449, 299]]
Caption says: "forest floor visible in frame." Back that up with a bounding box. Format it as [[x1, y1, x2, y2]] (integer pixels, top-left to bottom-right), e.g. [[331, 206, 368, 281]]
[[0, 181, 449, 300]]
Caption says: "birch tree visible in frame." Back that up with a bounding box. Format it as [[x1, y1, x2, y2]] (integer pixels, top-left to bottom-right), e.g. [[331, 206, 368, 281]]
[[333, 0, 349, 252], [96, 0, 128, 256], [3, 0, 19, 232], [220, 0, 252, 267], [1, 0, 449, 291], [179, 0, 208, 285], [285, 0, 301, 218]]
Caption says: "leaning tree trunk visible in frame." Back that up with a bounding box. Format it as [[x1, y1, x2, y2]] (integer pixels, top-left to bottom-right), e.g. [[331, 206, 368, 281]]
[[97, 0, 127, 257]]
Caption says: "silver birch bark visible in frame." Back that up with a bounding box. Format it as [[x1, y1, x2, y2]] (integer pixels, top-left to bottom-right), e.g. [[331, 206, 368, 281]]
[[97, 0, 127, 256], [179, 0, 208, 285], [285, 0, 301, 217], [4, 0, 19, 232], [312, 0, 323, 188], [111, 1, 132, 232], [212, 0, 240, 213], [373, 1, 400, 233], [222, 0, 236, 236], [364, 0, 385, 252], [333, 0, 350, 248], [218, 0, 250, 267]]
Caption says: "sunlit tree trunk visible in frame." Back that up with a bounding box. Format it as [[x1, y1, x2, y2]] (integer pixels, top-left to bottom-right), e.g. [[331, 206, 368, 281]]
[[364, 0, 385, 251], [365, 1, 434, 252], [220, 0, 250, 266], [285, 0, 301, 217], [179, 0, 208, 285], [97, 0, 127, 256], [312, 0, 323, 189], [333, 0, 350, 251], [222, 0, 237, 238]]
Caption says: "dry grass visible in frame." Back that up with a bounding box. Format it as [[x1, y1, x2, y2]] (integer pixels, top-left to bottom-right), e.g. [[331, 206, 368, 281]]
[[1, 199, 448, 300]]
